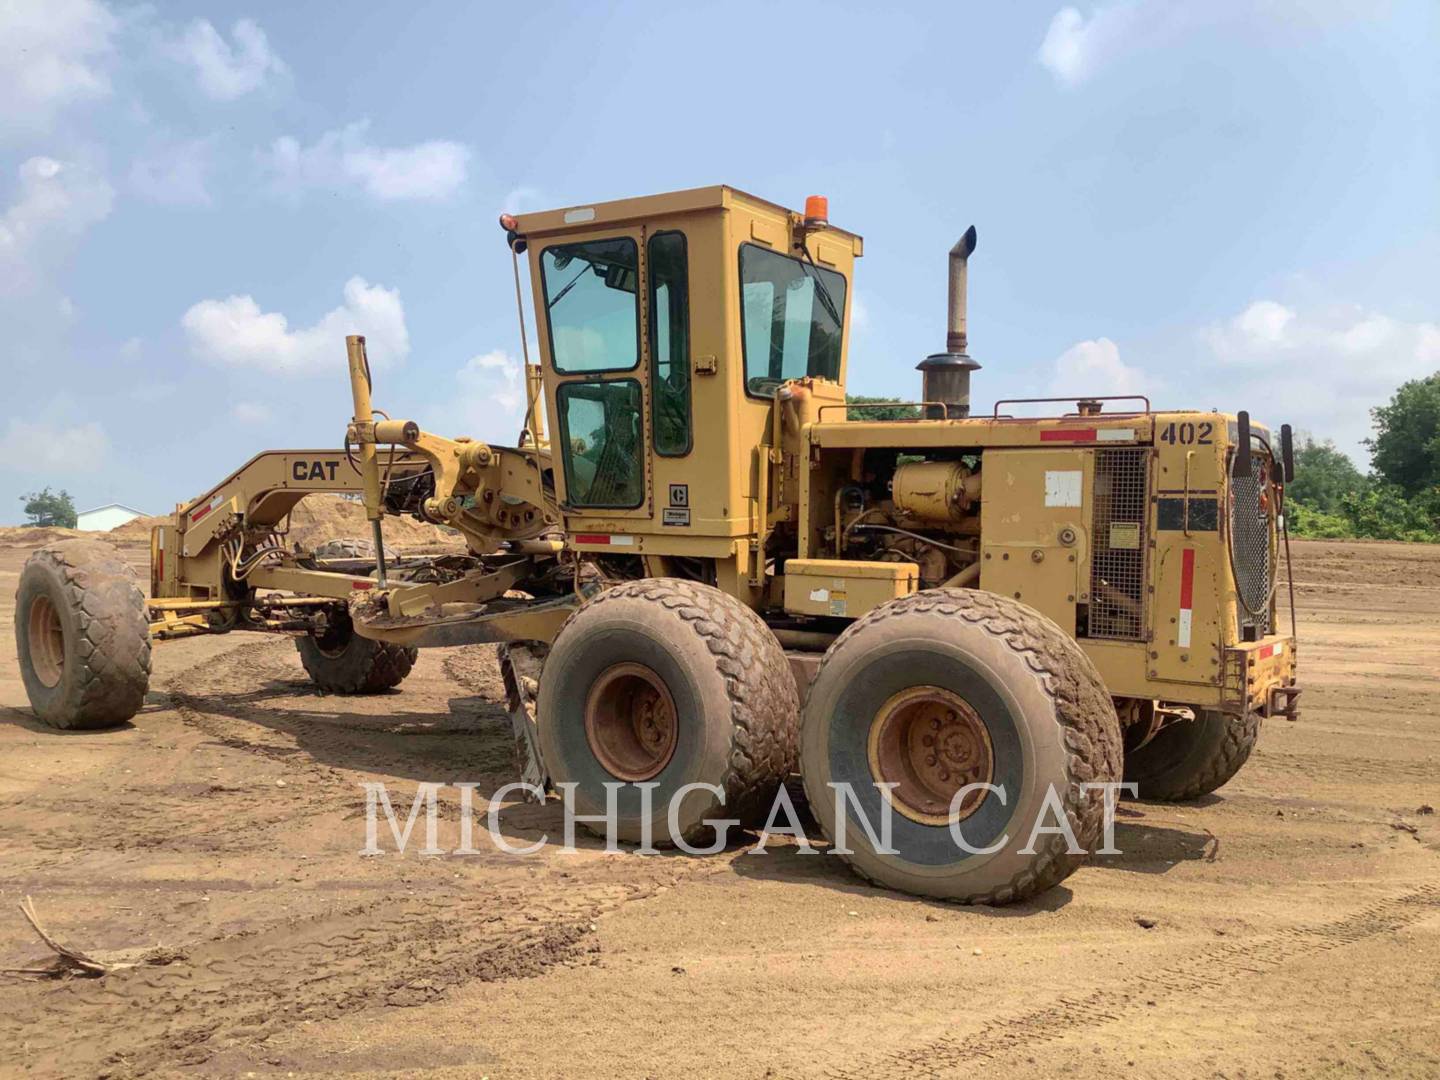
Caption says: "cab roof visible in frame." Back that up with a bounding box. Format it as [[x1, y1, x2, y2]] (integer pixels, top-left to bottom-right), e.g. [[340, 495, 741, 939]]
[[510, 185, 864, 249]]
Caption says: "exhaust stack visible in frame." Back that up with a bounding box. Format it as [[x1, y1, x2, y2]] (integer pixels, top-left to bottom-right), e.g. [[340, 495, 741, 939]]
[[916, 226, 982, 418]]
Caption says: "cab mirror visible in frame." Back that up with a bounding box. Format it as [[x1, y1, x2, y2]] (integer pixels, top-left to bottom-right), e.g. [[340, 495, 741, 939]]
[[603, 264, 637, 294], [1232, 411, 1252, 478]]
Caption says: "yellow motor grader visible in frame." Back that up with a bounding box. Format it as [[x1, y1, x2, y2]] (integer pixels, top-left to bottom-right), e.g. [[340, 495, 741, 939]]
[[14, 186, 1300, 903]]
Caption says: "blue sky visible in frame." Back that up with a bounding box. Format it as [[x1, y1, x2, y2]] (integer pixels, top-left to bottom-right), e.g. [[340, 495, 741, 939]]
[[2, 0, 1436, 521]]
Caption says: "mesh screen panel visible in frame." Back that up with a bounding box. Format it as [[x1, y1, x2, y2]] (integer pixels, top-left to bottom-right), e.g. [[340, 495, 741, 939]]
[[1229, 451, 1274, 635], [1088, 448, 1149, 640]]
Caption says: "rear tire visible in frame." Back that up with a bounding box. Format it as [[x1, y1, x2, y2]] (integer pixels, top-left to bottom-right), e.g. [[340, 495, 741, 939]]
[[800, 589, 1122, 904], [15, 541, 152, 730], [296, 611, 416, 693], [1124, 709, 1259, 801], [537, 579, 797, 845]]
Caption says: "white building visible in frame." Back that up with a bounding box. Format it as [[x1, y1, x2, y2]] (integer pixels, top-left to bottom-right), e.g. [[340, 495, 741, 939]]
[[76, 503, 147, 532]]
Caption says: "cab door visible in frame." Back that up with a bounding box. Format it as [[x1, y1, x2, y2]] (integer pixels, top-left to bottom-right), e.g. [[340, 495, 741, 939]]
[[536, 231, 651, 516]]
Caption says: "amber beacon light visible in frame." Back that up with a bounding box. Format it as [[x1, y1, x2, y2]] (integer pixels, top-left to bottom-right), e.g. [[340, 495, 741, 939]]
[[804, 194, 829, 227]]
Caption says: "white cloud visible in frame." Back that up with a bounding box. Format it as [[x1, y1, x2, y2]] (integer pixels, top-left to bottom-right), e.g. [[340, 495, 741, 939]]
[[264, 121, 470, 202], [1203, 300, 1439, 374], [119, 336, 141, 359], [1232, 300, 1295, 347], [129, 136, 215, 206], [0, 156, 114, 292], [231, 401, 272, 424], [1036, 4, 1379, 89], [182, 277, 410, 376], [500, 186, 544, 214], [850, 293, 870, 332], [1037, 2, 1216, 87], [437, 351, 528, 444], [170, 18, 286, 101], [1051, 336, 1150, 395], [459, 351, 527, 422], [0, 0, 117, 135], [1039, 4, 1141, 86], [0, 417, 110, 472], [1198, 299, 1440, 460]]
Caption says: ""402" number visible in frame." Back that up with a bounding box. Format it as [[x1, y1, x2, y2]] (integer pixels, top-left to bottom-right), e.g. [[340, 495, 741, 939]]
[[1160, 420, 1214, 446]]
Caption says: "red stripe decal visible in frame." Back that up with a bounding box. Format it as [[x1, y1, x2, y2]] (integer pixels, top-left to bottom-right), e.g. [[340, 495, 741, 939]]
[[191, 504, 212, 523], [1257, 643, 1275, 660], [351, 581, 373, 590], [1040, 428, 1098, 442], [573, 534, 610, 545], [1179, 548, 1196, 610]]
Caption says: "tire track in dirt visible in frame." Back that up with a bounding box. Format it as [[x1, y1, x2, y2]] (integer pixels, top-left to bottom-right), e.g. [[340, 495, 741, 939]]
[[1252, 748, 1439, 785], [2, 636, 735, 1077], [2, 878, 633, 1077], [820, 884, 1440, 1079]]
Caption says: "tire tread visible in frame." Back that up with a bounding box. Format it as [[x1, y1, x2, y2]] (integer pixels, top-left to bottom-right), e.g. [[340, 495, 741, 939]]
[[16, 541, 152, 729], [550, 579, 797, 832], [803, 588, 1121, 904]]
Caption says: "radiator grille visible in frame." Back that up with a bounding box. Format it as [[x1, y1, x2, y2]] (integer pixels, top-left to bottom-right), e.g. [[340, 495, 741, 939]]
[[1229, 450, 1275, 636], [1089, 448, 1149, 640]]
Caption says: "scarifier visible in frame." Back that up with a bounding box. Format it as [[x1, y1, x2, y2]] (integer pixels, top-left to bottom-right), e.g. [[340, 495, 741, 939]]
[[13, 187, 1301, 903]]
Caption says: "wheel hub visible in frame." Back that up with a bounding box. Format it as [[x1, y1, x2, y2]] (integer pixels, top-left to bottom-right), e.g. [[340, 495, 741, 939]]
[[867, 685, 994, 826], [584, 662, 679, 782], [27, 594, 65, 689]]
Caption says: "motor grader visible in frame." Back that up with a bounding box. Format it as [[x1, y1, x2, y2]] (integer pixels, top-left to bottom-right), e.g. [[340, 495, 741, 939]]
[[14, 186, 1300, 903]]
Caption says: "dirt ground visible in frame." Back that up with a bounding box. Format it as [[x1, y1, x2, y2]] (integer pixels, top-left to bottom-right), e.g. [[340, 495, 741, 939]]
[[1, 533, 1438, 1078]]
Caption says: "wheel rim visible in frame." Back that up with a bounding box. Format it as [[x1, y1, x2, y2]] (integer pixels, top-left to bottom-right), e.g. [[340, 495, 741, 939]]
[[867, 685, 994, 826], [27, 594, 65, 689], [584, 662, 679, 782], [313, 617, 351, 658]]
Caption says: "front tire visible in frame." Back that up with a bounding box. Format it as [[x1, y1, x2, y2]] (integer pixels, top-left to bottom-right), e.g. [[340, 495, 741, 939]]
[[296, 611, 416, 693], [1124, 709, 1259, 801], [15, 541, 152, 730], [800, 589, 1122, 904], [537, 579, 797, 845]]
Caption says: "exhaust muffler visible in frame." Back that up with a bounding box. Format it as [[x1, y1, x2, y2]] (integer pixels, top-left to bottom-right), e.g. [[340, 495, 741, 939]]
[[916, 226, 982, 418]]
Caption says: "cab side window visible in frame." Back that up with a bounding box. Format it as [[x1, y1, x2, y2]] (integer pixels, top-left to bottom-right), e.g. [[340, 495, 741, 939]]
[[649, 231, 691, 456]]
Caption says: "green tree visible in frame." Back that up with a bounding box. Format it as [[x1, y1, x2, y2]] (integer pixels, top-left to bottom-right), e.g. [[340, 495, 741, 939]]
[[1340, 484, 1439, 543], [1368, 372, 1440, 497], [1285, 500, 1353, 539], [21, 488, 78, 528], [845, 395, 920, 421], [1286, 436, 1368, 513]]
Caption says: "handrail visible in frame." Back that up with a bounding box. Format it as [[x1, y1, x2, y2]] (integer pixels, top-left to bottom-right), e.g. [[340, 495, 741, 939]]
[[991, 395, 1151, 419], [815, 401, 950, 422]]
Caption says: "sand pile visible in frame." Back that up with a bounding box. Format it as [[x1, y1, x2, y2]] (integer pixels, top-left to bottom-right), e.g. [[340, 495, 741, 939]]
[[108, 515, 169, 540], [107, 495, 462, 553], [286, 496, 462, 551], [0, 525, 87, 548]]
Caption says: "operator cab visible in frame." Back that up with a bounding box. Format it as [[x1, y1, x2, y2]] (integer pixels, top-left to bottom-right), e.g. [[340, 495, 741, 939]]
[[509, 186, 861, 562]]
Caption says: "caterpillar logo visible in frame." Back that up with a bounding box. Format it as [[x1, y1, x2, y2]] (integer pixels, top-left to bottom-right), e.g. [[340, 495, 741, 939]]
[[292, 459, 341, 482]]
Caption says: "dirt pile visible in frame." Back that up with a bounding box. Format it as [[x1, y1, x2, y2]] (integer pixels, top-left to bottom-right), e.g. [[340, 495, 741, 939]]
[[285, 496, 462, 552], [107, 495, 463, 553], [107, 515, 168, 540], [0, 525, 86, 548]]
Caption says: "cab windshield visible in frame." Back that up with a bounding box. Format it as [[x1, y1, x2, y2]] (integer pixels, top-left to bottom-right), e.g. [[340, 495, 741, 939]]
[[739, 243, 846, 397]]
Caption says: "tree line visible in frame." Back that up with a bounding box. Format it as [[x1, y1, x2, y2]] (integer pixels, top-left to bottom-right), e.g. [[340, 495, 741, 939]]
[[1287, 372, 1440, 542]]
